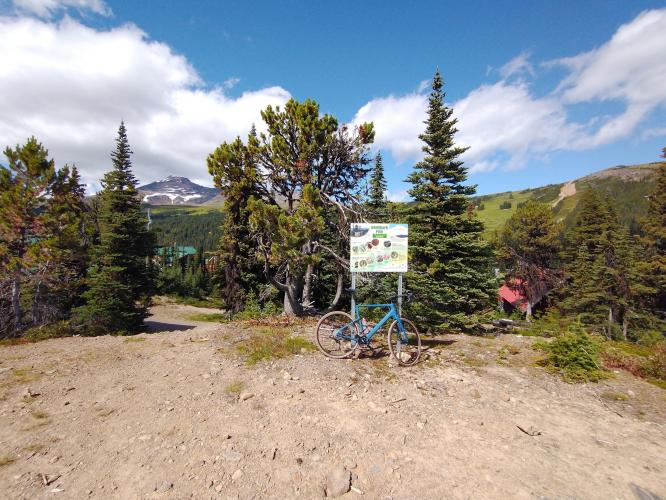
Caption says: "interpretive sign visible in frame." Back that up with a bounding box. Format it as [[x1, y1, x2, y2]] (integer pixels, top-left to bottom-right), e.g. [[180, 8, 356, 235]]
[[350, 223, 408, 273]]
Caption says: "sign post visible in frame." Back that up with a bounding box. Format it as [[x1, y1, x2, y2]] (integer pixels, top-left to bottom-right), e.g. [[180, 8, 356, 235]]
[[397, 273, 403, 317], [349, 223, 408, 315], [350, 272, 356, 319]]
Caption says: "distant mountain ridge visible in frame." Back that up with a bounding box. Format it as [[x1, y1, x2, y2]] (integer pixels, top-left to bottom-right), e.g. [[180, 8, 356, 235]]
[[138, 175, 221, 206], [473, 162, 662, 237]]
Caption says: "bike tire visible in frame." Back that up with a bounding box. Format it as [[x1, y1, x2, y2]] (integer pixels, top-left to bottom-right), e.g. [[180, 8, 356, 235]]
[[387, 317, 421, 366], [315, 311, 359, 359]]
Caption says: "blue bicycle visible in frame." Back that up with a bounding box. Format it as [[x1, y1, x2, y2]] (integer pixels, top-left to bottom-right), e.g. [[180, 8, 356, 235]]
[[315, 290, 421, 366]]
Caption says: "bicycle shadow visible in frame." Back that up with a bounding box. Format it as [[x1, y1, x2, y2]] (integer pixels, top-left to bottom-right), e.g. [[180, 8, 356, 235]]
[[354, 338, 457, 360]]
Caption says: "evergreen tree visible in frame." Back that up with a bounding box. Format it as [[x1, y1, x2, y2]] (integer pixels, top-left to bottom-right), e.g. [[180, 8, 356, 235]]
[[0, 138, 55, 334], [563, 189, 632, 338], [35, 165, 88, 324], [499, 200, 562, 318], [208, 135, 263, 313], [367, 151, 388, 221], [633, 148, 666, 330], [405, 70, 495, 329], [76, 123, 155, 333]]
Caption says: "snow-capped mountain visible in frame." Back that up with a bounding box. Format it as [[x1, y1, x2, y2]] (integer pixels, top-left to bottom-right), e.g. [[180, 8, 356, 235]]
[[138, 176, 221, 206]]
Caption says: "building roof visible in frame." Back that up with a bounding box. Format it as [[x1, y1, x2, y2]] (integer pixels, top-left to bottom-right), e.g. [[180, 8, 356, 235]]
[[157, 246, 197, 256], [498, 280, 528, 311]]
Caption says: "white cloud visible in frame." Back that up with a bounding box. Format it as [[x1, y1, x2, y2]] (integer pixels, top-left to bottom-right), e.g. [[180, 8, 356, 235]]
[[551, 8, 666, 147], [642, 127, 666, 139], [387, 189, 409, 202], [499, 51, 534, 80], [11, 0, 111, 18], [0, 15, 290, 189], [353, 8, 666, 174], [352, 93, 427, 163], [454, 81, 580, 172]]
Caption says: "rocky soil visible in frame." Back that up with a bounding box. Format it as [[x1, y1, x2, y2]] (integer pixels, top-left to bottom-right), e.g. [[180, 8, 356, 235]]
[[0, 301, 664, 499]]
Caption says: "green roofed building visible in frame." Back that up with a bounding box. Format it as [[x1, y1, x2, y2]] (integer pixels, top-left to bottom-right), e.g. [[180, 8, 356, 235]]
[[157, 245, 197, 266]]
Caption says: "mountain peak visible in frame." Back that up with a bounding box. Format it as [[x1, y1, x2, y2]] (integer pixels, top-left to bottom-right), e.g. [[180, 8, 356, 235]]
[[138, 176, 222, 206]]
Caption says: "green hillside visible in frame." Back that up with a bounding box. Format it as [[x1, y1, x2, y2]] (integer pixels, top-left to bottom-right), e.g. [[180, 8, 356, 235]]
[[473, 163, 660, 238], [146, 205, 223, 251]]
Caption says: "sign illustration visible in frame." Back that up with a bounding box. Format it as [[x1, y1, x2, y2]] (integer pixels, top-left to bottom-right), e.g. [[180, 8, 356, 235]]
[[350, 223, 408, 273]]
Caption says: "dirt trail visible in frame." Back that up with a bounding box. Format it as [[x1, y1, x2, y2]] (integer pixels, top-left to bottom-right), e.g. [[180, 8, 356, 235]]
[[0, 303, 664, 499], [551, 181, 577, 208]]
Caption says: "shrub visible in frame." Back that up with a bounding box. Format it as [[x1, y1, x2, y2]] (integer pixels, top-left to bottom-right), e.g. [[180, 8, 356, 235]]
[[535, 329, 605, 382], [499, 201, 512, 210], [23, 321, 74, 342]]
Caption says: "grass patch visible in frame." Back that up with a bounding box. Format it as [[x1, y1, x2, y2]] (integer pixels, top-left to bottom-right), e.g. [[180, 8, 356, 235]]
[[0, 368, 41, 391], [0, 455, 15, 467], [224, 380, 244, 395], [165, 295, 225, 309], [601, 341, 665, 389], [30, 410, 49, 420], [534, 331, 606, 382], [24, 443, 45, 454], [601, 391, 630, 401], [235, 326, 316, 365], [188, 312, 228, 322], [123, 337, 146, 343]]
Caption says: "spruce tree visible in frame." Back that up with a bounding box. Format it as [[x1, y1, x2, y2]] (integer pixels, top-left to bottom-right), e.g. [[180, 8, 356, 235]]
[[633, 148, 666, 330], [405, 70, 495, 329], [563, 189, 632, 337], [37, 165, 88, 323], [76, 123, 155, 333], [367, 151, 388, 220]]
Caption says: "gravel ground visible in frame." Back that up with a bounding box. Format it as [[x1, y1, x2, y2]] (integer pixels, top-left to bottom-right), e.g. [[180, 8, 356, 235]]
[[0, 301, 664, 499]]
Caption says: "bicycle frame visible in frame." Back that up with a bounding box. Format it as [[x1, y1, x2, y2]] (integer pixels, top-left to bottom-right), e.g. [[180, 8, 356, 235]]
[[340, 302, 406, 344]]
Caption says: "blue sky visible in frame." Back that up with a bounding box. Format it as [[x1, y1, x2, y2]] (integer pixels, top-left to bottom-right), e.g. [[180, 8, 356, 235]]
[[1, 0, 665, 196]]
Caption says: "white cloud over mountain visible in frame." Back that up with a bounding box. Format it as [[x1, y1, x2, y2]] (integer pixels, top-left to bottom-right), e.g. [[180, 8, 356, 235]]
[[0, 13, 290, 188], [353, 8, 666, 173]]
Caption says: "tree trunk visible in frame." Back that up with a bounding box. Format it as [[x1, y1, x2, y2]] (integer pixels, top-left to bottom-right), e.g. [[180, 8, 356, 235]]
[[607, 307, 614, 338], [525, 301, 533, 321], [283, 276, 304, 316], [622, 314, 628, 342], [301, 264, 314, 310], [11, 276, 21, 333], [32, 280, 42, 325]]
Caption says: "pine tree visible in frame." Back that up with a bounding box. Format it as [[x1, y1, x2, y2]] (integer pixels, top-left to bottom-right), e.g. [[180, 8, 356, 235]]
[[76, 123, 155, 333], [633, 148, 666, 330], [563, 189, 632, 338], [367, 151, 388, 221], [0, 138, 55, 334], [207, 135, 263, 312], [35, 165, 88, 324], [405, 70, 495, 329]]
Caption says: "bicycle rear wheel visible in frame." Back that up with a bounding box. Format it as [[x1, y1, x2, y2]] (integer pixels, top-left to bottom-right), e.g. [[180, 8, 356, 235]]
[[315, 311, 358, 359], [387, 318, 421, 366]]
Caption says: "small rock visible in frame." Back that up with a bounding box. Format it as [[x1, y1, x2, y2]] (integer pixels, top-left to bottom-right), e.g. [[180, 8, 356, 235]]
[[155, 481, 173, 492], [282, 371, 292, 380], [325, 466, 351, 498], [239, 392, 254, 401], [231, 469, 243, 481], [300, 348, 308, 354], [215, 483, 224, 492]]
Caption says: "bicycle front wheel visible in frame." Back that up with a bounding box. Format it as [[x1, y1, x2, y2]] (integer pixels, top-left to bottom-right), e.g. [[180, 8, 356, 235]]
[[387, 318, 421, 366], [315, 311, 359, 359]]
